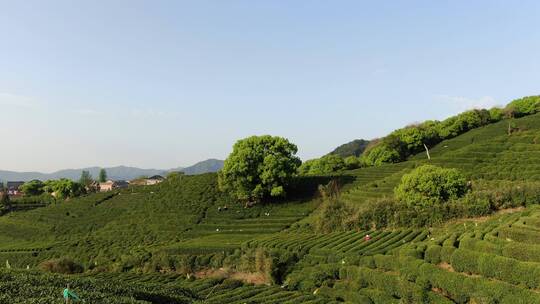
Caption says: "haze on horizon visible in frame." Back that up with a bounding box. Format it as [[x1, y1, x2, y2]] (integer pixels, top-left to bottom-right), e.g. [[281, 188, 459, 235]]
[[1, 1, 539, 172]]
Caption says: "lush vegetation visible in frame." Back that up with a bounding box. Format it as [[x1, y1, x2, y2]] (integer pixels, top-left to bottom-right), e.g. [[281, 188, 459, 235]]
[[3, 95, 540, 303], [218, 135, 301, 202], [360, 95, 540, 166], [394, 165, 468, 208]]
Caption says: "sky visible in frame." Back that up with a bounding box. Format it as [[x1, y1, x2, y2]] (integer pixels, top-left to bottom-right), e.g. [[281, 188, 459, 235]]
[[1, 1, 539, 172]]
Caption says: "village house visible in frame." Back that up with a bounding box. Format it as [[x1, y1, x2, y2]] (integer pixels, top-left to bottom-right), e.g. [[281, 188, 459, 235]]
[[99, 180, 129, 192], [128, 175, 165, 186], [6, 181, 25, 196], [145, 175, 165, 185]]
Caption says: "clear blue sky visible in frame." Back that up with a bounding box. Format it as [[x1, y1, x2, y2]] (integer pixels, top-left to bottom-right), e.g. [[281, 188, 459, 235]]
[[1, 1, 539, 172]]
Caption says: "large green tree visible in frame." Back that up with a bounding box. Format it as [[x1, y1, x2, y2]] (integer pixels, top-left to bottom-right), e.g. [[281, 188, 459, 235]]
[[298, 154, 347, 175], [218, 135, 301, 202]]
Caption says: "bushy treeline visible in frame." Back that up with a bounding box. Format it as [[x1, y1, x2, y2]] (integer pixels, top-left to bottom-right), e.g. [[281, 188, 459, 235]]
[[314, 168, 540, 230], [361, 95, 540, 166], [299, 154, 361, 175], [298, 96, 540, 175], [19, 179, 85, 200], [354, 179, 540, 229]]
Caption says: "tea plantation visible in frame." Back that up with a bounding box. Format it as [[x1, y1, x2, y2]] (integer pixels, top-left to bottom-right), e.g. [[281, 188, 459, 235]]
[[3, 112, 540, 302]]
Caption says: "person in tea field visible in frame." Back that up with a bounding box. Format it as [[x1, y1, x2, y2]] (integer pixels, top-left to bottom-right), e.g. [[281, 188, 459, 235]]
[[63, 284, 80, 303]]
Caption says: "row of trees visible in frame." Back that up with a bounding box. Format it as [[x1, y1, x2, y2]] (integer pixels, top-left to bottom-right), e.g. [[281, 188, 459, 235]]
[[298, 154, 360, 175], [20, 179, 85, 199], [361, 96, 540, 166], [18, 169, 109, 200], [210, 96, 540, 203]]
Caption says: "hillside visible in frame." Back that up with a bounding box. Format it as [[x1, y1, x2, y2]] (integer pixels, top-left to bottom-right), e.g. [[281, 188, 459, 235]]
[[3, 113, 540, 303], [328, 139, 370, 157], [341, 112, 540, 207]]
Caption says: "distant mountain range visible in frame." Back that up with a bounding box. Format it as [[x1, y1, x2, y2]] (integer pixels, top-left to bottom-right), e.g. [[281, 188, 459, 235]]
[[0, 159, 224, 182]]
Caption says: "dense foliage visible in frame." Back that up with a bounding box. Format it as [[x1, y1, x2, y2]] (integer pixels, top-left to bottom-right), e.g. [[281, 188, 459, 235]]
[[361, 95, 540, 166], [2, 96, 540, 303], [506, 95, 540, 117], [218, 135, 301, 201], [20, 180, 45, 196], [394, 165, 467, 208], [43, 179, 84, 199], [299, 154, 348, 175]]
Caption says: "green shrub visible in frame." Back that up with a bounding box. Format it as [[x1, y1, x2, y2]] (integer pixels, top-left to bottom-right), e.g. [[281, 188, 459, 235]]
[[395, 165, 467, 208], [299, 155, 348, 175], [439, 246, 456, 263], [502, 242, 540, 263], [218, 135, 301, 201], [424, 245, 442, 264], [451, 248, 540, 289]]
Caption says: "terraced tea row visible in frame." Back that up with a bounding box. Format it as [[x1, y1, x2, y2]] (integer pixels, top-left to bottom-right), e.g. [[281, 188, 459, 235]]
[[0, 270, 338, 304], [278, 208, 540, 303], [245, 229, 427, 256]]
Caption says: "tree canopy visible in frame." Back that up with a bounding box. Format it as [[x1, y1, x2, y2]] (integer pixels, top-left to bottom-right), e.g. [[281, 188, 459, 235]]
[[20, 180, 45, 196], [394, 165, 467, 208], [43, 179, 84, 199], [298, 154, 349, 175], [218, 135, 301, 202], [505, 95, 540, 117]]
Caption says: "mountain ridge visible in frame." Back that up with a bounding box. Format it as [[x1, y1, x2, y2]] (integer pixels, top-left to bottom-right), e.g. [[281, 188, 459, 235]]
[[0, 159, 224, 182]]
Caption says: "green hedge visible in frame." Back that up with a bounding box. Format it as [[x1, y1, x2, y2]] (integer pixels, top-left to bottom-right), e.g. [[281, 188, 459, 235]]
[[450, 248, 540, 289], [349, 254, 540, 303], [424, 245, 442, 264], [498, 226, 540, 244], [459, 235, 540, 263]]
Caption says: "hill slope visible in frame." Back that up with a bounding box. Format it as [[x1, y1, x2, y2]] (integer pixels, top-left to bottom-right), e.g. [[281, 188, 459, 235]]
[[328, 139, 370, 157], [3, 113, 540, 303], [341, 113, 540, 206]]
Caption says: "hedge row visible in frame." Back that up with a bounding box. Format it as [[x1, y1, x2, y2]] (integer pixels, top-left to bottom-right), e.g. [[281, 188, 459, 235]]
[[459, 235, 540, 263], [450, 248, 540, 289], [498, 226, 540, 243], [348, 254, 540, 303], [339, 266, 453, 304]]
